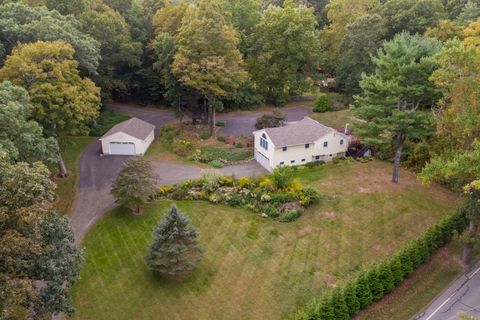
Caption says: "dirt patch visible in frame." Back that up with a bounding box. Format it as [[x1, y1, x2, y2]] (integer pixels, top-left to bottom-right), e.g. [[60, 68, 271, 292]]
[[297, 225, 321, 237], [359, 187, 372, 194], [324, 274, 338, 288], [324, 211, 337, 220]]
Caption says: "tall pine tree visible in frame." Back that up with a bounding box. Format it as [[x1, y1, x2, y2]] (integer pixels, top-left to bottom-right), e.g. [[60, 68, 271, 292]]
[[145, 205, 203, 279]]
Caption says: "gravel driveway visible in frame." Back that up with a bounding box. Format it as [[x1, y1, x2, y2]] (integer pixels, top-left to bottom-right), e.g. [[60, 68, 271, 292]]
[[70, 102, 274, 241]]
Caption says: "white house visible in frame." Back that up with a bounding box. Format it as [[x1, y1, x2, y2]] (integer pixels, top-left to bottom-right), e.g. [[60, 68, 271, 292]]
[[253, 117, 350, 172], [100, 117, 155, 156]]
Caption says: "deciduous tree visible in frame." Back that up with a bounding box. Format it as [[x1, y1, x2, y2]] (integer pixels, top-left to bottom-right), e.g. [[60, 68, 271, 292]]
[[0, 40, 101, 176], [249, 0, 320, 105], [0, 81, 58, 164], [145, 204, 203, 279], [336, 13, 387, 94], [172, 0, 247, 135], [0, 2, 100, 74], [352, 33, 441, 183], [111, 157, 157, 214]]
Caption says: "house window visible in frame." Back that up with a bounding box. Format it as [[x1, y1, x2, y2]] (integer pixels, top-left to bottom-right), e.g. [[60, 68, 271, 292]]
[[340, 139, 344, 145], [291, 160, 295, 164], [301, 159, 306, 162], [305, 144, 310, 149], [315, 155, 320, 160], [260, 133, 268, 150], [323, 141, 328, 147], [282, 146, 287, 151], [280, 162, 284, 165]]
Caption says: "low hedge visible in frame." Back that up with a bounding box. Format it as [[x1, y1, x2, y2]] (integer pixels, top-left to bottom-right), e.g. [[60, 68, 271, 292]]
[[293, 210, 469, 319]]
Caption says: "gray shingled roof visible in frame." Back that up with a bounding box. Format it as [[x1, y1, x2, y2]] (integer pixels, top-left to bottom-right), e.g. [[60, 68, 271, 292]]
[[263, 117, 335, 147], [100, 117, 155, 140]]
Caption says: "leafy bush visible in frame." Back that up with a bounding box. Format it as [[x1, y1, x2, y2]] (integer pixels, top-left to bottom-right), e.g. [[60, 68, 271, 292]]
[[209, 159, 224, 168], [159, 125, 179, 146], [171, 140, 196, 157], [271, 166, 294, 189], [89, 109, 130, 137], [215, 120, 226, 127], [293, 210, 469, 319], [200, 131, 211, 140], [313, 93, 331, 113], [279, 210, 301, 222], [255, 109, 286, 129], [235, 141, 244, 148], [217, 135, 226, 142]]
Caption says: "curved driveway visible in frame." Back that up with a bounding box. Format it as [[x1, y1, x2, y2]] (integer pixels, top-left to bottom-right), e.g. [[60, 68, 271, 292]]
[[70, 102, 311, 241]]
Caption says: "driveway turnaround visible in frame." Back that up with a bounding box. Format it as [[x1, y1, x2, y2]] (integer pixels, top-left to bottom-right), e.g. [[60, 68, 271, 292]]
[[70, 102, 272, 242], [414, 260, 480, 320]]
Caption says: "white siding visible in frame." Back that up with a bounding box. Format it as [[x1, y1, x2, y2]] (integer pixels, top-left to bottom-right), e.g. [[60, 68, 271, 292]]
[[100, 130, 155, 156], [253, 128, 350, 171]]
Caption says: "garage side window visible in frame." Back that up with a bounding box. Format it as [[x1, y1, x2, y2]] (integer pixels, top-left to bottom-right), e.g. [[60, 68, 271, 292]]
[[260, 133, 268, 150]]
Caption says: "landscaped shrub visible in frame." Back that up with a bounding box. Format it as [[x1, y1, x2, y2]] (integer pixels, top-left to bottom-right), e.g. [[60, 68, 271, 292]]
[[209, 159, 224, 168], [292, 210, 469, 319], [159, 125, 179, 145], [235, 141, 244, 148], [200, 131, 211, 140], [215, 120, 226, 127], [271, 166, 294, 189], [171, 140, 196, 157], [313, 93, 331, 113], [156, 172, 320, 222], [217, 135, 225, 142]]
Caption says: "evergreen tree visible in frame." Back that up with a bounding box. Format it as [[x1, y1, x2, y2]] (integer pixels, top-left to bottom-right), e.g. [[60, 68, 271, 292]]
[[377, 261, 395, 294], [316, 294, 335, 320], [367, 267, 384, 301], [343, 282, 360, 316], [111, 157, 156, 214], [331, 289, 350, 320], [352, 33, 441, 183], [145, 205, 203, 279], [355, 272, 373, 309]]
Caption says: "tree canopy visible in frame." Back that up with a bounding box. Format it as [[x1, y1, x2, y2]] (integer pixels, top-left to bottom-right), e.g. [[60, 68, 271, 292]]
[[0, 81, 58, 164], [0, 2, 100, 74], [0, 40, 101, 137]]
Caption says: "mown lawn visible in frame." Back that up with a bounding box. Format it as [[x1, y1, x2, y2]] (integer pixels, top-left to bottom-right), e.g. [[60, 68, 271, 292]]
[[72, 160, 458, 320], [310, 109, 358, 129], [53, 136, 94, 215]]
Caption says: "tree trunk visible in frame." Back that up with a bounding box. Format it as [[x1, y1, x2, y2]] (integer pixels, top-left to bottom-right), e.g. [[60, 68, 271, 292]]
[[461, 220, 478, 264], [208, 94, 215, 136], [392, 133, 404, 183], [57, 150, 68, 178]]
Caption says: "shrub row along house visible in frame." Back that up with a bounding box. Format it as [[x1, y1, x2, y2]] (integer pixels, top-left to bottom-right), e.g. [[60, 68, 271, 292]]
[[253, 117, 350, 172]]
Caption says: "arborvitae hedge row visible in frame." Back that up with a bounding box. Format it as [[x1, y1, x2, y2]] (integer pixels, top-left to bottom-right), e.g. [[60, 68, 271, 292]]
[[293, 210, 468, 319]]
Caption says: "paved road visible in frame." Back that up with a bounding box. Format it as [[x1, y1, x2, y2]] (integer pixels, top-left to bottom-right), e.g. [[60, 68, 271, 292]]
[[414, 261, 480, 320], [70, 103, 272, 241]]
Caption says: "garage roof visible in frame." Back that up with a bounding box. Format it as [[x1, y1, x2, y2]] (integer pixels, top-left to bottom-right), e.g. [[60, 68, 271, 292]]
[[101, 117, 155, 140]]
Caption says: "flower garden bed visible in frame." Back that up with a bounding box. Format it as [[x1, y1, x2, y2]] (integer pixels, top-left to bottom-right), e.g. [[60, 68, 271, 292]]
[[156, 169, 320, 222]]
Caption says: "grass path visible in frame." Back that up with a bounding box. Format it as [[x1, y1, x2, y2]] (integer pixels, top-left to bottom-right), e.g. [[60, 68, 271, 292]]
[[72, 160, 458, 319]]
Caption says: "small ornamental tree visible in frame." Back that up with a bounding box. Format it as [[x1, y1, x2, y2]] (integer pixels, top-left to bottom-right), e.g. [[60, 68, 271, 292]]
[[145, 205, 203, 279], [111, 158, 156, 214]]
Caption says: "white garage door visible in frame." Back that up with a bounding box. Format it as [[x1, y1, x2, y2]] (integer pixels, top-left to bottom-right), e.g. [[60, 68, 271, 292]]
[[255, 149, 272, 172], [109, 142, 136, 155]]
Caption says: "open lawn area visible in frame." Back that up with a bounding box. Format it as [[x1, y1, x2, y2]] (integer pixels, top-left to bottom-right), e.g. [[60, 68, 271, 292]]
[[310, 109, 358, 129], [53, 136, 94, 214], [72, 160, 458, 320]]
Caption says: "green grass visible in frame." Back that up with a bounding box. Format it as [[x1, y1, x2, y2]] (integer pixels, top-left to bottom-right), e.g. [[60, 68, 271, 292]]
[[89, 109, 130, 137], [54, 136, 94, 215], [201, 145, 253, 162], [72, 160, 458, 320], [310, 109, 358, 129]]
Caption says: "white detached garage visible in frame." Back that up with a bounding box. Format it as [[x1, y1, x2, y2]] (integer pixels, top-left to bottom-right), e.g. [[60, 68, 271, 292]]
[[100, 117, 155, 156]]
